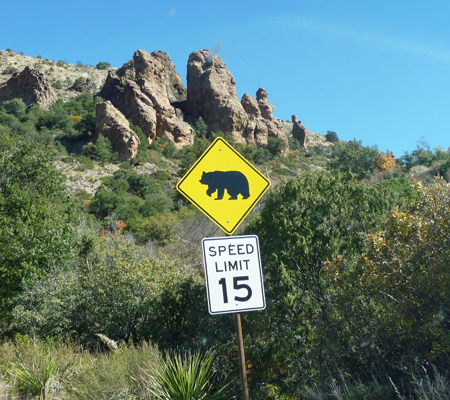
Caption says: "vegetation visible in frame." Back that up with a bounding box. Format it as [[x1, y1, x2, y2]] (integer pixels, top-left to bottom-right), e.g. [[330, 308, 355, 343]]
[[0, 131, 80, 320], [325, 130, 339, 142], [242, 171, 409, 387], [2, 79, 450, 398], [2, 66, 18, 75], [72, 77, 86, 90], [95, 61, 111, 70]]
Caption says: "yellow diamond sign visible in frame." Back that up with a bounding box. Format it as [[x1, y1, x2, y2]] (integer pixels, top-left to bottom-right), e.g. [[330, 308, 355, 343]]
[[177, 137, 271, 235]]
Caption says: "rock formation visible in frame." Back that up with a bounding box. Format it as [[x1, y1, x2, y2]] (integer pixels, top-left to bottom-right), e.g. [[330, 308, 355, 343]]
[[256, 87, 274, 120], [186, 50, 289, 152], [186, 50, 248, 143], [292, 114, 308, 151], [95, 101, 140, 159], [240, 89, 289, 151], [0, 66, 57, 109], [98, 50, 195, 148], [0, 48, 308, 156]]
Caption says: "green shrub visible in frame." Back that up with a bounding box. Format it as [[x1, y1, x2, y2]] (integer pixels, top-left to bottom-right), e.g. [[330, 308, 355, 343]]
[[160, 136, 177, 158], [288, 134, 301, 151], [13, 234, 210, 348], [96, 61, 111, 70], [243, 171, 401, 384], [325, 130, 339, 142], [0, 132, 80, 319], [75, 155, 95, 170], [2, 66, 18, 75], [72, 77, 86, 90], [53, 80, 62, 89], [128, 213, 176, 244], [152, 169, 172, 181], [1, 98, 26, 119], [330, 139, 380, 179], [242, 145, 270, 165], [267, 136, 286, 157]]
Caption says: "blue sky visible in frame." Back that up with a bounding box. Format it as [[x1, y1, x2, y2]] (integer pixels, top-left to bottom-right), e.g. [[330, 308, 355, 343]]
[[2, 0, 449, 158]]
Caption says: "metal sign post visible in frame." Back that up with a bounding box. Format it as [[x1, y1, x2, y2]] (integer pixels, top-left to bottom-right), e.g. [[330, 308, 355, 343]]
[[202, 235, 265, 399], [177, 138, 270, 399], [235, 312, 249, 400]]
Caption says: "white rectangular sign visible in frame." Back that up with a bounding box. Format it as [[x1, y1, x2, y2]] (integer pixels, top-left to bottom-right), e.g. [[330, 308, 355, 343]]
[[202, 235, 266, 315]]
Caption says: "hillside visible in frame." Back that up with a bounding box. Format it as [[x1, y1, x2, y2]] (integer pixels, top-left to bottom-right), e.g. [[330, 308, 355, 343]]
[[2, 47, 450, 400], [0, 49, 112, 102]]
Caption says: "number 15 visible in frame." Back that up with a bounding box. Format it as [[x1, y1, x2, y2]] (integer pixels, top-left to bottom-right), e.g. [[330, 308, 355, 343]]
[[218, 276, 252, 303]]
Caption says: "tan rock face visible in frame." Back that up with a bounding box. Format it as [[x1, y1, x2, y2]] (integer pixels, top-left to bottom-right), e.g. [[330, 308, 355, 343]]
[[95, 101, 140, 159], [241, 89, 289, 154], [149, 50, 187, 105], [186, 50, 248, 143], [241, 93, 261, 117], [0, 66, 57, 109], [292, 114, 308, 151], [118, 81, 157, 144], [99, 50, 195, 149], [186, 51, 289, 152], [256, 87, 275, 120]]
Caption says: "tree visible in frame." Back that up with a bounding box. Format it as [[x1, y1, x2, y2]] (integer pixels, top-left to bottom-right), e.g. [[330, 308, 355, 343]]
[[325, 130, 339, 142], [243, 171, 400, 383], [323, 177, 450, 379], [330, 138, 380, 179], [0, 129, 79, 320], [1, 98, 26, 119], [95, 134, 113, 165], [193, 117, 208, 138]]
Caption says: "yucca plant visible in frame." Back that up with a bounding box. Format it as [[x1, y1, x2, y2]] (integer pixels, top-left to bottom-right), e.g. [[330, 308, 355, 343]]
[[140, 349, 234, 400], [3, 337, 77, 400], [8, 356, 58, 399]]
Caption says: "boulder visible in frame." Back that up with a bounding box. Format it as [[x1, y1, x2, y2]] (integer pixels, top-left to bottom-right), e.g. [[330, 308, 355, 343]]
[[0, 66, 57, 109], [95, 101, 140, 159], [186, 50, 248, 143]]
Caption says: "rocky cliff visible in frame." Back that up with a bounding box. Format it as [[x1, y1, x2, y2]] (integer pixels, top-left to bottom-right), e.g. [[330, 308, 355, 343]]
[[98, 50, 195, 149], [0, 47, 317, 158]]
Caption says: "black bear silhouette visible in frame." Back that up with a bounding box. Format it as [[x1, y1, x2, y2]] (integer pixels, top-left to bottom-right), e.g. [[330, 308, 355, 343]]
[[200, 171, 250, 200]]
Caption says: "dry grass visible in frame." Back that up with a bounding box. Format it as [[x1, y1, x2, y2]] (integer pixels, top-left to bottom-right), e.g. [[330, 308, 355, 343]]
[[0, 337, 160, 400]]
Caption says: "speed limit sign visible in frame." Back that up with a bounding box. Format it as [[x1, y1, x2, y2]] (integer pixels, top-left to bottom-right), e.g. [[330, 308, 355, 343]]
[[201, 235, 266, 315]]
